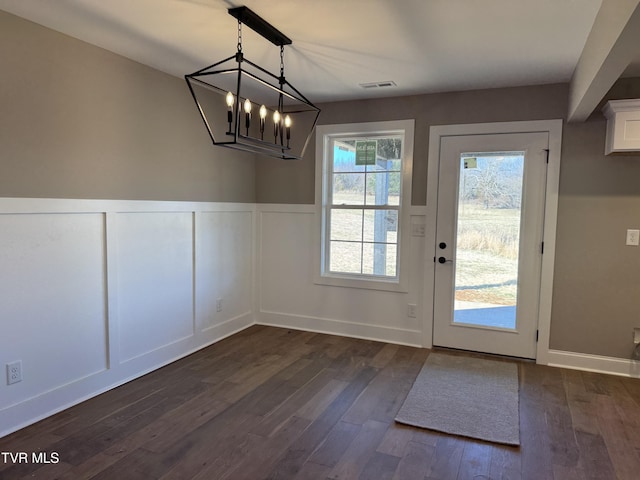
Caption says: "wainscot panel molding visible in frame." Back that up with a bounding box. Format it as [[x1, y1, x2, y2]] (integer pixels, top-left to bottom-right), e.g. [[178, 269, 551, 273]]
[[4, 199, 637, 437], [0, 198, 255, 437], [255, 204, 428, 348]]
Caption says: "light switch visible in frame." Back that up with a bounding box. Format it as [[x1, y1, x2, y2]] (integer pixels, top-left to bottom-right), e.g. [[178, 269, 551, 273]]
[[626, 229, 640, 246]]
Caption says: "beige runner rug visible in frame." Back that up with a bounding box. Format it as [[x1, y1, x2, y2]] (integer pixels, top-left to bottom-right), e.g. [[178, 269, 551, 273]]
[[395, 352, 520, 446]]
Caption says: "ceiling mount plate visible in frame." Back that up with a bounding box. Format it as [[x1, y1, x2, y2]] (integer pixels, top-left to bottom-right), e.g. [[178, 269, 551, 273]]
[[228, 6, 292, 46]]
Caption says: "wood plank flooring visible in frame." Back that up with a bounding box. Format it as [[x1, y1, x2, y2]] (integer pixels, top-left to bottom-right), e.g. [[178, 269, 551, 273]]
[[2, 325, 640, 479]]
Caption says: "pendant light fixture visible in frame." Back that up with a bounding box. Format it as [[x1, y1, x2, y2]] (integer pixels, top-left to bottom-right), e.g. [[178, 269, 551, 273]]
[[185, 6, 320, 160]]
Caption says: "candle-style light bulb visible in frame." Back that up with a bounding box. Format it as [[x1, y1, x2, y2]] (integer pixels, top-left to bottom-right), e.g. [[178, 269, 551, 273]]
[[284, 115, 292, 148], [273, 110, 281, 141], [243, 98, 252, 135], [226, 92, 234, 133], [259, 105, 267, 139]]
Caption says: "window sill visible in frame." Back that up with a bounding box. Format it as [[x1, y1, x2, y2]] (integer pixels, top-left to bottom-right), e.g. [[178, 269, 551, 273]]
[[314, 272, 408, 293]]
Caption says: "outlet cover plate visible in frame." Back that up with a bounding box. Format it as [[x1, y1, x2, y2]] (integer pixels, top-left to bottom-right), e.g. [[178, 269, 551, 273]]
[[7, 361, 22, 385]]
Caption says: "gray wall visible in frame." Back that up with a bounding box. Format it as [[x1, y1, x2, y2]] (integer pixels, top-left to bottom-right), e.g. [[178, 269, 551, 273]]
[[551, 79, 640, 358], [256, 84, 569, 205], [0, 10, 255, 202], [256, 80, 640, 360]]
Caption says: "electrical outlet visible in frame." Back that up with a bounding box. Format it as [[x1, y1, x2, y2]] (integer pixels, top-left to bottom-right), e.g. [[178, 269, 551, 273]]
[[7, 360, 22, 385], [407, 304, 417, 318], [216, 298, 223, 312]]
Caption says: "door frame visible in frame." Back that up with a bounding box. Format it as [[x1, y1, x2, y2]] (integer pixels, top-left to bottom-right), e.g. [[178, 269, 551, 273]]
[[423, 120, 562, 364]]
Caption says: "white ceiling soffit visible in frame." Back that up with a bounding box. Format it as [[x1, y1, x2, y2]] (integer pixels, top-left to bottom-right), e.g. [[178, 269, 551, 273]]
[[568, 0, 640, 122], [0, 0, 602, 104]]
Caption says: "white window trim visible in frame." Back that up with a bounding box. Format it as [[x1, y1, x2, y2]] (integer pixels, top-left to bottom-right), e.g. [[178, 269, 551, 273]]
[[314, 119, 414, 292]]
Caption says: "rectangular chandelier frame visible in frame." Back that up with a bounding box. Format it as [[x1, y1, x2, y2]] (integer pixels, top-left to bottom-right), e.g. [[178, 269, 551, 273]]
[[185, 6, 320, 160]]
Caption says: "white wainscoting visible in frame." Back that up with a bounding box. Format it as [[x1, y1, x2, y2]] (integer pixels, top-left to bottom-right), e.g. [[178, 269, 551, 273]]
[[4, 198, 637, 438], [255, 204, 427, 347], [116, 212, 195, 363], [0, 198, 254, 437]]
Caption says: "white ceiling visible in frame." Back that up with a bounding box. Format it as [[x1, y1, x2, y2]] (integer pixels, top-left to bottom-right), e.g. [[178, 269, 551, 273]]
[[0, 0, 604, 103]]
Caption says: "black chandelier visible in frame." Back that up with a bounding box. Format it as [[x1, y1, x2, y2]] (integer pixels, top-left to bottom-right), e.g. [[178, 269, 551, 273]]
[[185, 6, 320, 160]]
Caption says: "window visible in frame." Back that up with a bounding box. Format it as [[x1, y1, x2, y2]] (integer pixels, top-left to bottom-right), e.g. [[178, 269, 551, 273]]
[[315, 120, 414, 291]]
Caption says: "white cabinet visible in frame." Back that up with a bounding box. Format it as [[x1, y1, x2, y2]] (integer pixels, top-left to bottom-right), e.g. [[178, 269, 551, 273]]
[[603, 99, 640, 155]]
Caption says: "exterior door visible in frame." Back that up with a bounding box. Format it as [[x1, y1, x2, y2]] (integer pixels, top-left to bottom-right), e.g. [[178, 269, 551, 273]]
[[432, 132, 548, 359]]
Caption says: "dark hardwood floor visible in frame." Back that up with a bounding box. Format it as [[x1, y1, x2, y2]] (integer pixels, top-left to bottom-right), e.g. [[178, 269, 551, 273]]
[[2, 325, 640, 479]]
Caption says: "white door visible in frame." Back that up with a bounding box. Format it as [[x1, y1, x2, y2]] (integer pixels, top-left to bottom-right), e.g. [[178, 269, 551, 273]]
[[432, 132, 549, 359]]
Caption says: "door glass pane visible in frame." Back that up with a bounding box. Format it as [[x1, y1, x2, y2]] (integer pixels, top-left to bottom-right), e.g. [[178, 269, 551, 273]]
[[453, 152, 524, 330]]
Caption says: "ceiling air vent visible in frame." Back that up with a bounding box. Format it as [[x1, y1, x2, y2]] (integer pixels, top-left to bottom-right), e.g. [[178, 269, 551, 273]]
[[359, 81, 397, 89]]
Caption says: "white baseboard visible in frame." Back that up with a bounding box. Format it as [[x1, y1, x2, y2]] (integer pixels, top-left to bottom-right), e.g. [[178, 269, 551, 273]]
[[258, 310, 423, 348], [546, 349, 640, 378]]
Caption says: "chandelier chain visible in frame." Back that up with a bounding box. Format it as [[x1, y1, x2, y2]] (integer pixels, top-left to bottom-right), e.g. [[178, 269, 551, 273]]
[[237, 20, 242, 53]]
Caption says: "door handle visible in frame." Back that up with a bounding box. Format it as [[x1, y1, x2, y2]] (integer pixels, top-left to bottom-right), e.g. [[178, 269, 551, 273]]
[[438, 256, 453, 264]]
